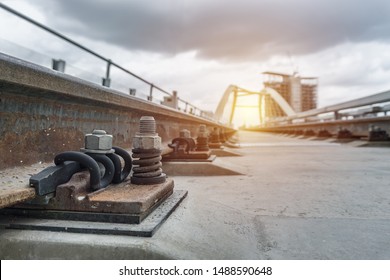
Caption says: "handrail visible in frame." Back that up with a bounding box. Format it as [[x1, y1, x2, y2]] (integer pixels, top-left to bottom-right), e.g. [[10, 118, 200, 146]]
[[0, 3, 109, 64], [0, 3, 206, 117]]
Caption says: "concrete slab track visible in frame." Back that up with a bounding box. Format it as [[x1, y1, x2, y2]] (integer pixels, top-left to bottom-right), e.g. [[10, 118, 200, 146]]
[[0, 131, 389, 259]]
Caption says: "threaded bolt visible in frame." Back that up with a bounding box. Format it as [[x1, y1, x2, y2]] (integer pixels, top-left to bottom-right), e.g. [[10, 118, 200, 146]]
[[92, 129, 107, 135], [131, 116, 166, 185], [179, 129, 191, 138], [196, 125, 210, 151], [139, 116, 156, 135], [210, 127, 221, 143], [197, 125, 208, 138]]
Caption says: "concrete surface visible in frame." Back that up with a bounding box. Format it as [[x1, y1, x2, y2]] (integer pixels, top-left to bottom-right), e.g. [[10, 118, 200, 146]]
[[0, 131, 389, 259]]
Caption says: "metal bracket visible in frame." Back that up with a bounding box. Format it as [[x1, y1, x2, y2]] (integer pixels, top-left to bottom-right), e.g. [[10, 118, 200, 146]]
[[29, 161, 81, 196]]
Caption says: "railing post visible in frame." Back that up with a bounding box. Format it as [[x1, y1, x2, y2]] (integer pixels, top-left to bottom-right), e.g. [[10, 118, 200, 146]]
[[172, 90, 178, 109], [102, 59, 111, 87], [148, 84, 154, 101], [161, 90, 179, 109], [52, 59, 66, 72]]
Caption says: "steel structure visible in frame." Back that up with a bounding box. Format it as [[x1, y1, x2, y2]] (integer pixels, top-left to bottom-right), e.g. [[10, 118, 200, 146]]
[[214, 85, 295, 126], [266, 89, 390, 126], [251, 89, 390, 139]]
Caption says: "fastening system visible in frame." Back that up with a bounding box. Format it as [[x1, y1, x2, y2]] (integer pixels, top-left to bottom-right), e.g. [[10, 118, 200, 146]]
[[209, 127, 221, 144], [368, 125, 389, 141], [337, 127, 353, 139], [208, 127, 223, 149], [317, 129, 332, 138], [131, 116, 166, 185], [304, 129, 316, 137], [196, 125, 210, 151], [219, 128, 227, 143], [30, 129, 132, 194], [168, 129, 196, 155]]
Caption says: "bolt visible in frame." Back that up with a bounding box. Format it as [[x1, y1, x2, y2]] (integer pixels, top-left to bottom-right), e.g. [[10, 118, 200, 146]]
[[83, 129, 113, 152], [92, 129, 106, 135], [131, 116, 166, 185], [369, 125, 379, 132], [219, 128, 227, 142], [209, 127, 221, 143], [133, 116, 161, 150], [138, 116, 156, 135], [317, 129, 332, 138], [198, 125, 208, 138], [179, 129, 191, 138], [196, 125, 210, 151]]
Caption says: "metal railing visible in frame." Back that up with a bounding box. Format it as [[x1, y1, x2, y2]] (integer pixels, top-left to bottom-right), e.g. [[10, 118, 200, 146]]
[[264, 89, 390, 127], [0, 3, 210, 119]]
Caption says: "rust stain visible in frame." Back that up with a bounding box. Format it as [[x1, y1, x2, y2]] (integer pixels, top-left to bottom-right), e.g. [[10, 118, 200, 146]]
[[0, 87, 234, 171], [0, 128, 84, 170], [88, 180, 173, 203], [14, 168, 174, 214]]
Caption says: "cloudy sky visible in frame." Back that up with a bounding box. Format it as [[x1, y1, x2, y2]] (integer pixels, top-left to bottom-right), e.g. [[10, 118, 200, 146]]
[[1, 0, 390, 121]]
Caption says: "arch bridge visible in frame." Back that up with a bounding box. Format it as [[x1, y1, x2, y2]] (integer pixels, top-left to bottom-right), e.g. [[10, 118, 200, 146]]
[[214, 85, 295, 126]]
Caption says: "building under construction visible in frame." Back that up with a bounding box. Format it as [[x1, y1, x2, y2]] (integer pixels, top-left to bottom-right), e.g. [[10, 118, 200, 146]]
[[263, 71, 318, 119]]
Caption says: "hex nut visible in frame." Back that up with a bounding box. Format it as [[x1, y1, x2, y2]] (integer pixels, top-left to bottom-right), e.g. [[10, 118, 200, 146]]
[[179, 129, 191, 138], [85, 133, 113, 150], [197, 125, 208, 138], [133, 135, 161, 150]]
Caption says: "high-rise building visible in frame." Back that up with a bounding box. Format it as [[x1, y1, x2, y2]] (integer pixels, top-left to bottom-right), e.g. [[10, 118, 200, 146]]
[[262, 71, 318, 118]]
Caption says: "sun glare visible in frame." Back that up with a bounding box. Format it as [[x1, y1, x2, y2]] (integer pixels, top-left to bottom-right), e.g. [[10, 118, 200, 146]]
[[231, 95, 261, 129]]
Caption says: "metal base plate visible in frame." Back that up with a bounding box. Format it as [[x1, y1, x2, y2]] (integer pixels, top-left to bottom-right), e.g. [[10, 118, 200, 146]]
[[0, 189, 173, 224], [0, 190, 187, 237], [16, 175, 174, 216]]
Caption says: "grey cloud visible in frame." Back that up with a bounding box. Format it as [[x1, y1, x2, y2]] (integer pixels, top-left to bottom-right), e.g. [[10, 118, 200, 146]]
[[38, 0, 390, 61]]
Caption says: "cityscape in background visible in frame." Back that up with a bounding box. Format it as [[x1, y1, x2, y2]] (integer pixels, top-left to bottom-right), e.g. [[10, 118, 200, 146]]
[[263, 71, 318, 119]]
